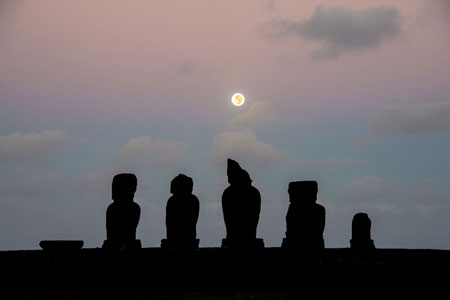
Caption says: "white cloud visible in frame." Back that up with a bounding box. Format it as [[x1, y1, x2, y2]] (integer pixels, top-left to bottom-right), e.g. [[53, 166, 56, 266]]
[[371, 101, 450, 135], [0, 130, 71, 164], [230, 101, 276, 130], [264, 5, 401, 59], [211, 129, 283, 167], [118, 136, 188, 168]]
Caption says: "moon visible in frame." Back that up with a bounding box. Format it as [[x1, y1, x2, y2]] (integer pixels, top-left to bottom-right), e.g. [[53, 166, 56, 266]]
[[231, 93, 245, 106]]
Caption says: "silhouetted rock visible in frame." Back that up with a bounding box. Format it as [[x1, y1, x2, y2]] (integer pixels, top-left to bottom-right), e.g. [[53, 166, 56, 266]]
[[221, 159, 263, 249], [350, 212, 375, 250], [102, 173, 141, 250], [282, 181, 325, 250], [161, 174, 200, 250]]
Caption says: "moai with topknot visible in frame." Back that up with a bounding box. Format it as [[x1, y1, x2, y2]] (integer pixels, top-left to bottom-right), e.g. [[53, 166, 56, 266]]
[[221, 159, 263, 249]]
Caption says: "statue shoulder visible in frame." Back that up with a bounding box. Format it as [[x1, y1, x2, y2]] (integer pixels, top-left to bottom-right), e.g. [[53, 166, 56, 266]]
[[131, 201, 141, 211], [222, 186, 233, 196], [249, 185, 261, 196], [190, 194, 200, 204], [106, 202, 117, 212], [315, 203, 325, 213]]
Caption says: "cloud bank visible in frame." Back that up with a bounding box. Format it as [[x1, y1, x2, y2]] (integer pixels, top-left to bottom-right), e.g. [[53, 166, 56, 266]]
[[118, 136, 188, 168], [229, 101, 276, 130], [371, 101, 450, 135], [211, 129, 283, 167], [339, 175, 398, 204], [0, 130, 70, 163], [265, 5, 401, 58]]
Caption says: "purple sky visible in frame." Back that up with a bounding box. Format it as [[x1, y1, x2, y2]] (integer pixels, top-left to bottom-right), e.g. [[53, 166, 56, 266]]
[[1, 0, 450, 250]]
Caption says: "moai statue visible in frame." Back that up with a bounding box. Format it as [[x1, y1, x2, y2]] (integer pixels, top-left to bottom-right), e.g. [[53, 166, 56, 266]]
[[282, 181, 325, 250], [103, 173, 141, 250], [350, 213, 375, 250], [161, 174, 200, 250], [221, 159, 264, 249]]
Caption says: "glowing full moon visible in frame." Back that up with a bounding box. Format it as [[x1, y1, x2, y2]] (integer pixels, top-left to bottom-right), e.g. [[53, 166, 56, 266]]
[[231, 93, 245, 106]]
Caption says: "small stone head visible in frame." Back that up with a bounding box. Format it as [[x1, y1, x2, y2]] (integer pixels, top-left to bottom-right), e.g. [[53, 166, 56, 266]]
[[112, 173, 137, 203], [352, 212, 372, 240], [288, 181, 318, 204], [170, 174, 193, 195], [227, 158, 252, 187]]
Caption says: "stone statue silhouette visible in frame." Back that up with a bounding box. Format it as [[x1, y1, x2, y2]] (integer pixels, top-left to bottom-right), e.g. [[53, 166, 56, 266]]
[[282, 181, 325, 250], [162, 174, 200, 250], [221, 159, 263, 248], [350, 212, 375, 250], [103, 173, 141, 250]]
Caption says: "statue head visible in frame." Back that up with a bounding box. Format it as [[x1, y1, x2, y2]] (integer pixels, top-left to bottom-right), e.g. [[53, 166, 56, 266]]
[[227, 158, 252, 187], [170, 174, 193, 195], [352, 212, 372, 239], [112, 173, 137, 203], [288, 181, 318, 204]]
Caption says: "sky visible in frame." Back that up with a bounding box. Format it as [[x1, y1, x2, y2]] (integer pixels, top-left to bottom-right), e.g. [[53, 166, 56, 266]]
[[1, 0, 450, 250]]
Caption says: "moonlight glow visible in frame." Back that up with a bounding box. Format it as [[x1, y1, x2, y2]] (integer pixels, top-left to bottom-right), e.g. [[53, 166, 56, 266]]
[[231, 93, 245, 106]]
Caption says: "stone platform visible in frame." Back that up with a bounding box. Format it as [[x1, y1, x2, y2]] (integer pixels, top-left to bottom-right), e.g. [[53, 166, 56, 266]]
[[0, 248, 449, 299]]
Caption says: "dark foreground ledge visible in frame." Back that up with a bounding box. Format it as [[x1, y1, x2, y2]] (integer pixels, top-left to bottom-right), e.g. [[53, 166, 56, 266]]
[[1, 248, 449, 299]]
